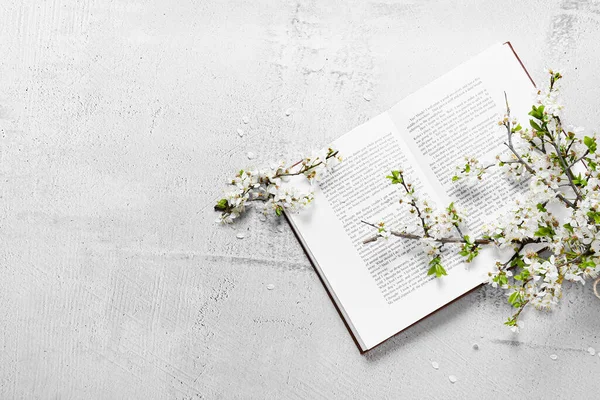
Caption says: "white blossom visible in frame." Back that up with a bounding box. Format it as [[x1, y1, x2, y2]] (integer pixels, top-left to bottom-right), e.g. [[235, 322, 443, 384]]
[[215, 148, 340, 223], [217, 69, 600, 332]]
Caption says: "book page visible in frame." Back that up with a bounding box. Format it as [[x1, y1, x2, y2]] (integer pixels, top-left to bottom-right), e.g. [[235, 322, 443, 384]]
[[319, 133, 446, 305], [388, 43, 534, 236], [287, 112, 444, 351], [288, 43, 535, 351], [359, 42, 535, 347]]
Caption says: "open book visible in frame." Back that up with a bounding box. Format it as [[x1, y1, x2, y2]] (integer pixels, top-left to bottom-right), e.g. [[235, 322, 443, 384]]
[[286, 42, 537, 352]]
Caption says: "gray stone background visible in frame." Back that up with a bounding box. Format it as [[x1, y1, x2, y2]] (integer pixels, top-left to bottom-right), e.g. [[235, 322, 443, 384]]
[[1, 0, 600, 398]]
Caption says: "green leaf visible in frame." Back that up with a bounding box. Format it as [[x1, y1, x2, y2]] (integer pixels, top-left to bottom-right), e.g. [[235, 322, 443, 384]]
[[214, 198, 229, 211], [507, 291, 523, 308], [587, 158, 597, 171], [528, 106, 537, 118], [573, 173, 588, 187], [536, 203, 547, 212], [467, 247, 479, 262], [386, 170, 403, 184], [584, 136, 597, 153], [437, 264, 447, 277], [563, 223, 574, 233], [538, 105, 545, 116], [534, 225, 555, 238], [529, 120, 542, 132], [581, 257, 596, 269], [495, 273, 508, 287], [427, 256, 447, 278], [426, 264, 447, 278], [510, 256, 525, 269], [275, 206, 283, 216], [459, 239, 479, 263], [528, 105, 544, 120], [587, 211, 600, 224], [464, 164, 471, 173]]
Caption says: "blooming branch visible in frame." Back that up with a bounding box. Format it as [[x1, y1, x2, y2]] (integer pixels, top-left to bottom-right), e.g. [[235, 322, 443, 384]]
[[214, 148, 342, 223], [366, 70, 600, 330]]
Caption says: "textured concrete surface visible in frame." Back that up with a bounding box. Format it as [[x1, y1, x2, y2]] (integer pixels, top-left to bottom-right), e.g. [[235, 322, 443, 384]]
[[1, 0, 600, 398]]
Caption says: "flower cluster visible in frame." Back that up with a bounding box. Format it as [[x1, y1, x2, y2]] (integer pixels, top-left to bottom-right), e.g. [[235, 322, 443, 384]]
[[452, 157, 488, 183], [369, 70, 600, 330], [215, 148, 342, 223], [217, 70, 599, 332], [535, 69, 564, 116], [384, 170, 473, 277], [474, 72, 600, 328], [430, 202, 468, 240]]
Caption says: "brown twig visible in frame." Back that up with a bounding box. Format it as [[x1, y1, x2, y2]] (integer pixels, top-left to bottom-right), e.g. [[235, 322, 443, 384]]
[[502, 92, 575, 208], [361, 220, 492, 245]]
